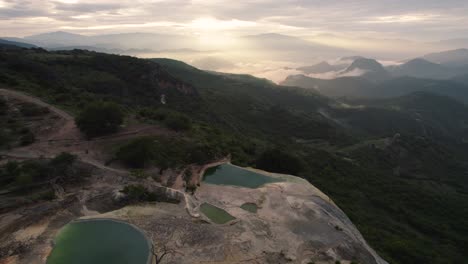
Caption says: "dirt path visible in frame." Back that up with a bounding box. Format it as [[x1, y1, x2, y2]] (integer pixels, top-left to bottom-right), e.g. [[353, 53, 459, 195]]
[[0, 88, 199, 216], [0, 88, 79, 143], [0, 89, 73, 121]]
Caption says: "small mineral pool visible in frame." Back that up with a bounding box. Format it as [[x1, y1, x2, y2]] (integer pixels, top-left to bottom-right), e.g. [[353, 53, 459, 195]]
[[46, 219, 151, 264], [240, 203, 258, 213], [203, 164, 282, 188], [200, 203, 236, 224]]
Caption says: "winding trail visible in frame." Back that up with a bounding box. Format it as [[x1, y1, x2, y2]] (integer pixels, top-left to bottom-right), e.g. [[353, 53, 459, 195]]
[[0, 88, 197, 215], [0, 88, 73, 120]]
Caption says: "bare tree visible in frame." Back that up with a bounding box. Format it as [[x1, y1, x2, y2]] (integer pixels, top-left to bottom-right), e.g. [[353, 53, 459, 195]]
[[150, 233, 183, 264], [152, 243, 176, 264]]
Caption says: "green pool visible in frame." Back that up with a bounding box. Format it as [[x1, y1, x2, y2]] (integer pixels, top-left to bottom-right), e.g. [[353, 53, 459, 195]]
[[200, 203, 236, 224], [46, 219, 151, 264], [240, 203, 258, 213], [203, 164, 282, 188]]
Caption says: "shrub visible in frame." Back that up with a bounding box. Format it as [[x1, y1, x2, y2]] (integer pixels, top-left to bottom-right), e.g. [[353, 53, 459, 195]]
[[33, 189, 56, 201], [19, 103, 49, 116], [15, 173, 33, 186], [50, 152, 77, 175], [334, 225, 343, 231], [130, 169, 147, 179], [138, 107, 192, 131], [116, 137, 157, 168], [19, 131, 35, 146], [5, 161, 19, 176], [0, 130, 10, 147], [0, 97, 6, 113], [51, 152, 76, 166], [187, 144, 217, 164], [164, 113, 192, 131], [20, 161, 49, 181], [186, 184, 197, 194], [122, 185, 149, 201], [75, 101, 124, 138]]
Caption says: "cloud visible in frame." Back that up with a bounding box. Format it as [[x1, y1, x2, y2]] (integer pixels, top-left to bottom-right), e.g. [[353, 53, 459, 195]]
[[0, 0, 467, 40], [305, 68, 367, 80], [1, 0, 468, 83], [191, 56, 235, 71], [52, 2, 122, 13], [255, 68, 302, 84]]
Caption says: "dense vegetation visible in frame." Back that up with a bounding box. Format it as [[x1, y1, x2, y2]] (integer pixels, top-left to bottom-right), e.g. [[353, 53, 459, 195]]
[[256, 148, 304, 175], [75, 101, 124, 138], [156, 59, 468, 264], [282, 74, 468, 104], [1, 47, 467, 264], [0, 152, 86, 212], [301, 136, 468, 263], [138, 107, 192, 131], [0, 152, 79, 189], [115, 128, 257, 169], [0, 97, 48, 148]]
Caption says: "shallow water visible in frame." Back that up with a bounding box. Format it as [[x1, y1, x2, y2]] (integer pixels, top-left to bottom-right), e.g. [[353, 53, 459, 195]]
[[240, 203, 258, 213], [203, 164, 282, 188], [46, 220, 150, 264], [200, 203, 236, 224]]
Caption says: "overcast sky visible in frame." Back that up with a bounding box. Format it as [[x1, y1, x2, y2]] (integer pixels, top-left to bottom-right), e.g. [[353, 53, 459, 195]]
[[1, 0, 468, 41]]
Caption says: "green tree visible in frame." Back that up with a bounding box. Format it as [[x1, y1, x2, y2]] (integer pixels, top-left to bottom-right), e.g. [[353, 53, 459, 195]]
[[0, 97, 6, 113], [116, 137, 157, 168], [164, 112, 192, 131], [15, 173, 33, 186], [50, 152, 77, 176], [19, 131, 35, 146], [75, 102, 124, 138]]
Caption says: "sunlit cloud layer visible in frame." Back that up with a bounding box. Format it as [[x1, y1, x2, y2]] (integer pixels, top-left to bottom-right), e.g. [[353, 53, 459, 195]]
[[1, 0, 468, 40], [1, 0, 468, 82]]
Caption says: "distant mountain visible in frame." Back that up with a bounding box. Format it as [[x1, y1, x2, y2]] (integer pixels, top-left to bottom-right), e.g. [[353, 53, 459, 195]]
[[373, 77, 468, 103], [23, 31, 89, 47], [0, 39, 36, 48], [281, 74, 468, 104], [280, 75, 373, 97], [10, 31, 192, 50], [15, 31, 353, 61], [89, 32, 191, 50], [387, 58, 456, 79], [452, 73, 468, 85], [46, 45, 157, 55], [342, 58, 390, 82], [423, 49, 468, 67], [297, 61, 348, 74]]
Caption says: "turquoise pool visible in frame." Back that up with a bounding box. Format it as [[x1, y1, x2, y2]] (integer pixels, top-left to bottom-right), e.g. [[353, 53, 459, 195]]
[[203, 163, 282, 188], [46, 219, 151, 264], [200, 203, 236, 224]]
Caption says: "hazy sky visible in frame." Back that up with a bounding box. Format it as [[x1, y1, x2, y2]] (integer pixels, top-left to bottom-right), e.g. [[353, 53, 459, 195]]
[[1, 0, 468, 41], [2, 0, 468, 83]]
